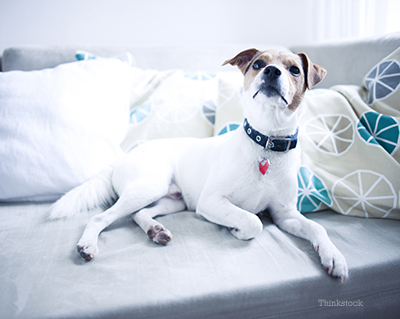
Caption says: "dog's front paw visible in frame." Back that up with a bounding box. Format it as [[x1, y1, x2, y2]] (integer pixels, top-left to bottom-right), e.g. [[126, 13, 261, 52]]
[[77, 242, 99, 261], [147, 225, 172, 246], [318, 244, 348, 283], [230, 214, 263, 240]]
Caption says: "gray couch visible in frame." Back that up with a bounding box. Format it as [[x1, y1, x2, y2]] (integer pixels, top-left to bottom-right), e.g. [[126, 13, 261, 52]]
[[1, 33, 400, 319]]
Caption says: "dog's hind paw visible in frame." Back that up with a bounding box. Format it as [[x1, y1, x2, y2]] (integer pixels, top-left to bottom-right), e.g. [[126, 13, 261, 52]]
[[147, 225, 172, 246], [77, 244, 98, 261]]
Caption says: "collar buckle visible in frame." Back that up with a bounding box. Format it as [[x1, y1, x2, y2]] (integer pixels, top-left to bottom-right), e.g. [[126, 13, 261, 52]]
[[244, 118, 298, 153], [266, 136, 293, 152]]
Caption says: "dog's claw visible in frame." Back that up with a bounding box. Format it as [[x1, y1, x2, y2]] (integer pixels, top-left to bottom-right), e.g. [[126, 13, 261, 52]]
[[319, 247, 348, 283], [323, 265, 332, 276]]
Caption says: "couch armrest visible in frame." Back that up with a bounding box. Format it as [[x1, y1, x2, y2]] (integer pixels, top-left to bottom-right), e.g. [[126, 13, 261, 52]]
[[289, 32, 400, 88]]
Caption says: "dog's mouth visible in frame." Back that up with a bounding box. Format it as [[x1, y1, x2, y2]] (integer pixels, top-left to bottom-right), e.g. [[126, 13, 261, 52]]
[[253, 85, 288, 105]]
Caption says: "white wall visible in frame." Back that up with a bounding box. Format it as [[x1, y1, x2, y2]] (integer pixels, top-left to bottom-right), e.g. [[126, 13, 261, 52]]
[[0, 0, 398, 54], [0, 0, 315, 53]]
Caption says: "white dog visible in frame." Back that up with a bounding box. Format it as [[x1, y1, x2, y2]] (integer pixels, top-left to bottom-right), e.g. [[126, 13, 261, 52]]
[[50, 49, 348, 282]]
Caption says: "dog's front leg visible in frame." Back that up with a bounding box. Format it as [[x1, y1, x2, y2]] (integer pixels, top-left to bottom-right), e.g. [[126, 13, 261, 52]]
[[197, 196, 263, 240], [270, 208, 348, 283]]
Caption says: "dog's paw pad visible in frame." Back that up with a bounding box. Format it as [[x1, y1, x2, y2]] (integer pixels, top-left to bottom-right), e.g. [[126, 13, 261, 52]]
[[147, 225, 172, 246], [77, 244, 97, 261]]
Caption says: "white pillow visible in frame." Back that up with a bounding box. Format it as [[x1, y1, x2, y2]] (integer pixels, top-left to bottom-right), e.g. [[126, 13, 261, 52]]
[[0, 57, 133, 202]]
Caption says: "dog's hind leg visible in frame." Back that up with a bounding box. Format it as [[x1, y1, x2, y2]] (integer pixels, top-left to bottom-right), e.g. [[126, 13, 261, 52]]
[[76, 181, 170, 261], [132, 196, 186, 245]]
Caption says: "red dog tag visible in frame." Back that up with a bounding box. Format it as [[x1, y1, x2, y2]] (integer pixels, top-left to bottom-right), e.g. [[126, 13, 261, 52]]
[[259, 158, 270, 175]]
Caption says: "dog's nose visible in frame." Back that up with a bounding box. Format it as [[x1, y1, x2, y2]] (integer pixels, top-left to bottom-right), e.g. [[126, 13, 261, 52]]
[[264, 66, 281, 80]]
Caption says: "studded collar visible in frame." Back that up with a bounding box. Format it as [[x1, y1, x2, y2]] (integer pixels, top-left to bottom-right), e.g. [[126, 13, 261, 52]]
[[243, 118, 298, 152]]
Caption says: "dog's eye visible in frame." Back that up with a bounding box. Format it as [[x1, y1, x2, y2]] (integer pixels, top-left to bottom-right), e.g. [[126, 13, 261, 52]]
[[252, 60, 266, 71], [289, 66, 301, 76]]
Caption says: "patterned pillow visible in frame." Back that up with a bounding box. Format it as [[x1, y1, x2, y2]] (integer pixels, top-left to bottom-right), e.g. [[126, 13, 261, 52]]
[[363, 47, 400, 112], [362, 47, 400, 163], [121, 70, 218, 151], [214, 72, 243, 136], [76, 50, 97, 61]]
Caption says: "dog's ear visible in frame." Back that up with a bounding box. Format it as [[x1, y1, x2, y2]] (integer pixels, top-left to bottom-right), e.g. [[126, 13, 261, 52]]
[[297, 52, 327, 89], [222, 48, 262, 74]]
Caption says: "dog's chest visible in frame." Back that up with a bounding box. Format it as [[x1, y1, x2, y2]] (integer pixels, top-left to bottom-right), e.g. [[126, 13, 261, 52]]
[[229, 146, 299, 212], [226, 162, 282, 213]]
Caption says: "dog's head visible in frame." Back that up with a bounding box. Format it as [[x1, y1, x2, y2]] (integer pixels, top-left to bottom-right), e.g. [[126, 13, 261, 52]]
[[223, 49, 326, 113]]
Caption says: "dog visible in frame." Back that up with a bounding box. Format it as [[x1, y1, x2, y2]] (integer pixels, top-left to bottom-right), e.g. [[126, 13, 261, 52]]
[[50, 48, 348, 283]]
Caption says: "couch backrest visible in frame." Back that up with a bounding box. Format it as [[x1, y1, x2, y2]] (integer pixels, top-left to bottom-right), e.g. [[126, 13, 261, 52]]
[[291, 32, 400, 88], [1, 32, 399, 88], [0, 44, 287, 73]]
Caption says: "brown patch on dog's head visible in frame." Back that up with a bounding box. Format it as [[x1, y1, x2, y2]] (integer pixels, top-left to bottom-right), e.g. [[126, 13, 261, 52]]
[[288, 52, 327, 111], [297, 52, 327, 90], [223, 49, 327, 112], [222, 48, 263, 74]]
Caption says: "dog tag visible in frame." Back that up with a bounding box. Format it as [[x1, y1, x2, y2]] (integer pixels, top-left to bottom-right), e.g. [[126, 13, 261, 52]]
[[259, 158, 270, 175]]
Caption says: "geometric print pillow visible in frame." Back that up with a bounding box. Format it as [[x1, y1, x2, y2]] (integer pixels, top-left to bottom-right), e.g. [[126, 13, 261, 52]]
[[300, 48, 400, 219], [120, 69, 219, 151], [363, 47, 400, 110], [362, 47, 400, 163], [300, 86, 400, 219]]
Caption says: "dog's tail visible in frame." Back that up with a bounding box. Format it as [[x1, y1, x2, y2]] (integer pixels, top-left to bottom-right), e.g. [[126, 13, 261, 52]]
[[49, 166, 117, 220]]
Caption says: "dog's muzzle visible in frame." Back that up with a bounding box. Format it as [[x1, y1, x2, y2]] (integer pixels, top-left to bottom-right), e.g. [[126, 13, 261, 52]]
[[253, 66, 288, 105]]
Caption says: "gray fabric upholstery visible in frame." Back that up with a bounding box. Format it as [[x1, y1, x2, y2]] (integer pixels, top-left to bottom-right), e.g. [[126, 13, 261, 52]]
[[2, 33, 400, 89], [1, 203, 399, 319], [291, 32, 400, 88], [0, 44, 288, 73]]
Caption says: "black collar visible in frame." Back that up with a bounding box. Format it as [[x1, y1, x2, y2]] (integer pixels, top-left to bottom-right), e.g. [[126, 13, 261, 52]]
[[243, 118, 298, 152]]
